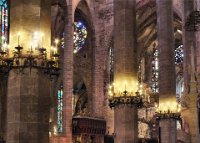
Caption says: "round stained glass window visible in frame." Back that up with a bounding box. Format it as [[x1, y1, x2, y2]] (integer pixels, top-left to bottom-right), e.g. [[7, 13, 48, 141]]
[[73, 21, 87, 53]]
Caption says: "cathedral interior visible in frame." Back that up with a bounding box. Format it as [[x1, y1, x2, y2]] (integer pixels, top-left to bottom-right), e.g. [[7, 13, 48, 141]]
[[0, 0, 200, 143]]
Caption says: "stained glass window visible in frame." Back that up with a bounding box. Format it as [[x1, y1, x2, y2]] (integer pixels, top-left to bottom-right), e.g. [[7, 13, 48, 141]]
[[73, 21, 87, 53], [151, 45, 184, 93], [109, 47, 114, 83], [176, 75, 184, 99], [151, 49, 159, 93], [175, 44, 184, 65], [57, 86, 63, 133], [0, 0, 9, 50]]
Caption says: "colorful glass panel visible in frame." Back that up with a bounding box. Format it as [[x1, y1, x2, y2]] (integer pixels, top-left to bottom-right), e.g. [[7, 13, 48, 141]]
[[73, 21, 87, 53], [151, 49, 159, 93], [0, 0, 8, 50], [175, 44, 184, 65], [57, 87, 63, 133], [151, 46, 184, 93]]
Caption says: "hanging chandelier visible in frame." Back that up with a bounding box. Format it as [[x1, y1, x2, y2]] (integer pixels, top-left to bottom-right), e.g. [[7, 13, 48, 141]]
[[155, 102, 181, 120], [107, 82, 150, 108], [0, 33, 60, 77]]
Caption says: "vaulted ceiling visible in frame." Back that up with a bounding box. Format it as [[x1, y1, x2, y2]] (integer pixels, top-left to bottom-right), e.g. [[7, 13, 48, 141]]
[[136, 0, 183, 57], [51, 0, 183, 57]]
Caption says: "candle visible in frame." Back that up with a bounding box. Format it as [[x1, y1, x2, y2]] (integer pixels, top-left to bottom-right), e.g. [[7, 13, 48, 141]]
[[6, 44, 10, 56], [113, 82, 115, 94], [41, 33, 44, 48], [2, 36, 5, 43], [51, 46, 54, 58], [33, 32, 39, 48], [17, 32, 20, 46], [2, 43, 5, 52], [30, 42, 33, 52], [124, 80, 127, 91], [54, 47, 57, 54], [55, 39, 59, 50]]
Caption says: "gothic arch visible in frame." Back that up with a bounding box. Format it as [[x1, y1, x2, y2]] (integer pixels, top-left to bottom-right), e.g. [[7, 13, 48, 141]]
[[72, 1, 96, 116], [74, 0, 95, 38], [51, 0, 68, 39]]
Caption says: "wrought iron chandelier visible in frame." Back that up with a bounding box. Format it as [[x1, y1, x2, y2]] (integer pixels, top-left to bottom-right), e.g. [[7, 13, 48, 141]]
[[0, 34, 60, 77], [156, 111, 181, 120], [107, 82, 148, 108], [108, 91, 143, 108], [155, 102, 181, 120]]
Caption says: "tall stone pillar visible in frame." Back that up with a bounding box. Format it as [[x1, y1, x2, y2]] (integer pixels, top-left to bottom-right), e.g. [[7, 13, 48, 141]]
[[181, 0, 200, 143], [194, 0, 200, 80], [0, 78, 4, 139], [0, 77, 7, 140], [114, 105, 138, 143], [156, 0, 177, 143], [63, 0, 73, 142], [113, 0, 138, 142], [194, 0, 200, 142], [6, 0, 51, 143], [6, 69, 50, 143], [182, 0, 194, 89]]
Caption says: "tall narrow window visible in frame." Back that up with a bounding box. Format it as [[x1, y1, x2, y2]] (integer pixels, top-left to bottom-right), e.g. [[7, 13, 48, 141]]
[[57, 85, 63, 133], [176, 75, 184, 99], [175, 44, 184, 65], [175, 44, 184, 98], [0, 0, 9, 49], [151, 49, 159, 93], [151, 45, 184, 93], [109, 47, 114, 83], [73, 21, 87, 53]]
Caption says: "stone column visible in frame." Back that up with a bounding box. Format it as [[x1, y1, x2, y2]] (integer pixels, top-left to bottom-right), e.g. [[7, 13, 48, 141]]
[[159, 120, 176, 142], [6, 1, 51, 143], [62, 0, 73, 142], [0, 78, 7, 140], [0, 78, 3, 139], [194, 0, 200, 75], [6, 69, 50, 143], [113, 0, 138, 142], [156, 0, 177, 143], [182, 0, 194, 91], [185, 0, 200, 142], [114, 105, 138, 143], [181, 0, 200, 142]]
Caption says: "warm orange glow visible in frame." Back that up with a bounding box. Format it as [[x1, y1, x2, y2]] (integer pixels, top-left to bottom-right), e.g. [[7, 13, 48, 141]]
[[156, 98, 181, 113], [55, 39, 59, 44], [108, 76, 139, 97], [8, 30, 51, 58], [41, 32, 44, 37], [17, 32, 21, 36]]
